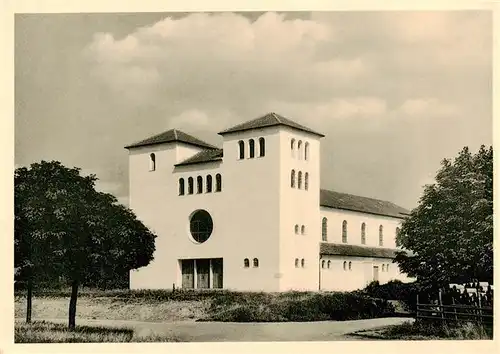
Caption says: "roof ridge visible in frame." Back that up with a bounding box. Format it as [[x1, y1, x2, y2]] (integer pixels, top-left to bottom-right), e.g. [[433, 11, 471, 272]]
[[271, 112, 282, 124]]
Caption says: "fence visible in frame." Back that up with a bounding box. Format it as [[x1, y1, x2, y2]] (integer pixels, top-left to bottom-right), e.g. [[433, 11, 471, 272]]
[[416, 286, 493, 326]]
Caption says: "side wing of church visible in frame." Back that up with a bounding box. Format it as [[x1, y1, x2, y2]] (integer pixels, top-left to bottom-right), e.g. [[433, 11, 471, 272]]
[[125, 112, 413, 292]]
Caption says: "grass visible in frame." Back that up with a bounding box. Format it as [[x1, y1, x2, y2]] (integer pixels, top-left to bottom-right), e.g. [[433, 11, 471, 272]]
[[15, 321, 182, 343], [354, 320, 493, 340], [15, 289, 396, 323]]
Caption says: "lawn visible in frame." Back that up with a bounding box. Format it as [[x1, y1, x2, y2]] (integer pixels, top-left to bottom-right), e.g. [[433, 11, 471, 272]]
[[15, 288, 396, 323], [351, 320, 493, 340], [15, 320, 182, 343]]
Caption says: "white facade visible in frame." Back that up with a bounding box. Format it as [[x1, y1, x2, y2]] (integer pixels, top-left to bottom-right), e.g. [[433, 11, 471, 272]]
[[127, 113, 412, 292]]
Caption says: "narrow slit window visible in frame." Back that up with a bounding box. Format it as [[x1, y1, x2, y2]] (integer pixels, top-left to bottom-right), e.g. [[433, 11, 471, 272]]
[[294, 225, 299, 234], [301, 225, 305, 235], [305, 173, 309, 190], [361, 222, 366, 244], [244, 258, 249, 268], [301, 259, 305, 268], [179, 178, 185, 196], [297, 140, 303, 160], [197, 176, 203, 194], [216, 174, 222, 192], [291, 139, 296, 157], [342, 220, 348, 243], [322, 217, 328, 241], [249, 139, 255, 158], [259, 137, 265, 157], [304, 142, 309, 161], [238, 140, 245, 159], [253, 258, 259, 268], [188, 177, 194, 194], [379, 225, 384, 246], [206, 175, 213, 193], [291, 170, 296, 188], [298, 171, 302, 189], [149, 153, 156, 171], [327, 260, 331, 269]]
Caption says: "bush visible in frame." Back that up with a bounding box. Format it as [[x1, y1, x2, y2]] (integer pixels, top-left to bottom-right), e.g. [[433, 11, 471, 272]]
[[362, 280, 419, 312]]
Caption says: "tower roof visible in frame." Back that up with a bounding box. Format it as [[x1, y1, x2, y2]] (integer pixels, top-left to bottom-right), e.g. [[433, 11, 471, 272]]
[[124, 129, 218, 150], [218, 112, 325, 137]]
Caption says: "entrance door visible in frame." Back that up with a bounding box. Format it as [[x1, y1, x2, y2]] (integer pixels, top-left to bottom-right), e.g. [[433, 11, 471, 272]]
[[212, 258, 223, 289], [197, 259, 210, 289], [181, 260, 194, 289], [373, 266, 379, 282]]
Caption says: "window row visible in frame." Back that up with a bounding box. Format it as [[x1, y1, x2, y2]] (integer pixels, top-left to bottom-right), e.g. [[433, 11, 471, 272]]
[[290, 139, 310, 161], [243, 258, 260, 268], [382, 264, 391, 272], [294, 224, 306, 235], [179, 174, 222, 195], [321, 218, 401, 247], [290, 170, 309, 190], [238, 138, 265, 159], [294, 258, 306, 268], [320, 260, 353, 270]]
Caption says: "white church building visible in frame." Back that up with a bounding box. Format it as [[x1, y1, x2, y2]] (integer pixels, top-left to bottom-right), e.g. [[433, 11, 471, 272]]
[[126, 112, 413, 292]]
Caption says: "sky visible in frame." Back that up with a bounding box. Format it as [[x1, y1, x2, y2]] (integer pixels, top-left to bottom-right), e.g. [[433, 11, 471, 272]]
[[15, 11, 492, 209]]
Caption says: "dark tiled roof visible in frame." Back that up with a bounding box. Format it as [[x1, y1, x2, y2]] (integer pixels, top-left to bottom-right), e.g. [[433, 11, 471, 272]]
[[125, 129, 218, 150], [320, 243, 411, 259], [320, 189, 409, 219], [218, 112, 325, 137], [175, 149, 224, 167]]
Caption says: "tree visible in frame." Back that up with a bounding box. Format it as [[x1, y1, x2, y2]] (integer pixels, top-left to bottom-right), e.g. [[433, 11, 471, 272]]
[[15, 161, 157, 329], [395, 145, 493, 290]]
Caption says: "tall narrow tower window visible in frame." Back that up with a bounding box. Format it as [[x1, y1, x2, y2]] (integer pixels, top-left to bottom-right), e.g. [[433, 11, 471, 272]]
[[291, 170, 296, 188], [188, 177, 194, 195], [179, 178, 185, 196], [149, 153, 156, 171], [304, 142, 309, 161], [298, 171, 303, 189], [297, 140, 303, 160], [304, 173, 309, 190], [206, 175, 213, 193], [238, 140, 245, 159], [361, 222, 366, 244], [197, 176, 203, 194], [342, 220, 348, 243], [322, 217, 328, 241], [379, 225, 384, 246], [259, 137, 265, 157], [249, 139, 255, 158], [216, 174, 222, 192], [291, 139, 296, 158]]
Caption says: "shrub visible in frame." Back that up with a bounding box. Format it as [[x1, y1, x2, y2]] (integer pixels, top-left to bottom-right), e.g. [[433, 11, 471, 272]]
[[362, 280, 419, 312]]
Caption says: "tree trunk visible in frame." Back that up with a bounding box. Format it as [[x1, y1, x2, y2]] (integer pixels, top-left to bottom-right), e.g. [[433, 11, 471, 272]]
[[68, 279, 79, 330], [26, 277, 33, 324]]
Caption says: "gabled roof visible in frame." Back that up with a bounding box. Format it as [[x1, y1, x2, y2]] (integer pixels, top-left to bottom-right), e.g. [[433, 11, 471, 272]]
[[218, 112, 325, 137], [320, 243, 412, 259], [320, 189, 409, 219], [125, 129, 218, 150], [175, 149, 224, 167]]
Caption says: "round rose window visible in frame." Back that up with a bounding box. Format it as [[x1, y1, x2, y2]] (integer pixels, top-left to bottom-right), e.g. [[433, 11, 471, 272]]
[[189, 210, 213, 243]]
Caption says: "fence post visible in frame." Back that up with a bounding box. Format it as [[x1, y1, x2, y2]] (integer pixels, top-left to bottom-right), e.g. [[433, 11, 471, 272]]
[[478, 293, 483, 325], [452, 295, 458, 321], [438, 289, 444, 320]]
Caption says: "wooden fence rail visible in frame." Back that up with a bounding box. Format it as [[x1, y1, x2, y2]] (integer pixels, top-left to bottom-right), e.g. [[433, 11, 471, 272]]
[[416, 293, 493, 325]]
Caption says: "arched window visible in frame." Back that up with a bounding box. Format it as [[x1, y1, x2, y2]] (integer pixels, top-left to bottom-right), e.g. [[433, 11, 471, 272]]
[[291, 170, 296, 188], [238, 140, 245, 159], [342, 220, 348, 243], [361, 222, 366, 244], [343, 261, 347, 271], [295, 258, 299, 268], [216, 174, 222, 192], [301, 225, 305, 235], [297, 140, 303, 160], [253, 258, 259, 268], [206, 175, 213, 193], [395, 227, 401, 247], [188, 177, 194, 194], [304, 173, 309, 190], [301, 259, 305, 268], [291, 139, 296, 157], [348, 261, 352, 271], [322, 217, 328, 241], [379, 225, 384, 246], [321, 260, 325, 269], [249, 139, 255, 158], [149, 153, 156, 171], [259, 137, 265, 157], [327, 260, 331, 269], [244, 258, 249, 268], [387, 264, 390, 272], [298, 171, 302, 189], [382, 264, 385, 272], [294, 224, 299, 234], [179, 178, 185, 196], [304, 142, 309, 161], [197, 176, 203, 194]]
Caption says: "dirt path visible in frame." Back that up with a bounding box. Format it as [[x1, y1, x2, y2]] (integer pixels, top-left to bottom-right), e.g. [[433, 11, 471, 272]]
[[16, 317, 414, 342]]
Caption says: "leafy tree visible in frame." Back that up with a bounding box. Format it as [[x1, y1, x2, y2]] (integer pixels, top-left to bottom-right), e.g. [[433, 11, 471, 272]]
[[395, 145, 493, 290], [15, 161, 156, 329]]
